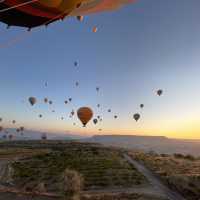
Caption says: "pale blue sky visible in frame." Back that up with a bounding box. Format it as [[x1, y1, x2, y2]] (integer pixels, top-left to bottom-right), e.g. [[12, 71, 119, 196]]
[[1, 0, 200, 138]]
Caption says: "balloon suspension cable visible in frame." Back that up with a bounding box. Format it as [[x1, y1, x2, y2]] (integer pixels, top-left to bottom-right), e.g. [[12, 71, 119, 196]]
[[0, 9, 71, 48], [0, 0, 40, 13]]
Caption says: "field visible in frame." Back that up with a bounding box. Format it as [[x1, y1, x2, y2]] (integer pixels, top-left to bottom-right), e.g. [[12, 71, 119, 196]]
[[129, 151, 200, 200], [0, 142, 147, 194]]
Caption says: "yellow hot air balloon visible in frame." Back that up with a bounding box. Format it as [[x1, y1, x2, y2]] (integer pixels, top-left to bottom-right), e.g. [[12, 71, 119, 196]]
[[77, 107, 93, 127]]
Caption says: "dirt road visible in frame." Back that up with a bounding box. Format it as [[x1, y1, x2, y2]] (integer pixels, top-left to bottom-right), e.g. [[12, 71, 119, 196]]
[[123, 154, 187, 200]]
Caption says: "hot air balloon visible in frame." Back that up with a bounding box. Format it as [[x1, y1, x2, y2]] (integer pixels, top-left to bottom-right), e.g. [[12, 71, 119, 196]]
[[39, 114, 43, 118], [16, 128, 20, 132], [77, 107, 93, 127], [75, 81, 79, 86], [64, 100, 68, 104], [133, 113, 140, 122], [0, 1, 135, 28], [93, 118, 98, 125], [20, 126, 24, 132], [98, 128, 102, 131], [0, 118, 2, 122], [61, 117, 64, 120], [69, 98, 72, 102], [44, 98, 48, 103], [52, 110, 55, 113], [96, 87, 99, 92], [49, 100, 53, 105], [97, 115, 100, 119], [140, 104, 144, 109], [71, 110, 75, 116], [157, 89, 163, 96], [74, 61, 78, 67], [108, 109, 111, 113], [77, 15, 84, 21], [29, 97, 36, 106], [12, 120, 16, 124], [0, 126, 3, 132], [114, 115, 118, 119], [92, 26, 98, 33], [97, 104, 100, 108]]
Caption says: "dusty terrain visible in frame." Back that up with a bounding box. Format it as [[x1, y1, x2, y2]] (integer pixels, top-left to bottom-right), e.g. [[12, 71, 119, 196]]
[[0, 141, 188, 200], [129, 151, 200, 200]]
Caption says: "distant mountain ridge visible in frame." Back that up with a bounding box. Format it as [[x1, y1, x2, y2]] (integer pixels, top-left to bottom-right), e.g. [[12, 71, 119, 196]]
[[0, 128, 85, 140], [84, 135, 200, 156]]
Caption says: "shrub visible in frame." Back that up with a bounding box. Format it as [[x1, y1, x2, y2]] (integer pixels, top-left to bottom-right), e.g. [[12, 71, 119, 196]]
[[61, 169, 83, 200]]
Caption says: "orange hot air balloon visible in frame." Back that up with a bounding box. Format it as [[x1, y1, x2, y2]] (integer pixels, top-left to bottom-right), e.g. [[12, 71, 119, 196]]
[[92, 26, 98, 33], [77, 107, 93, 127]]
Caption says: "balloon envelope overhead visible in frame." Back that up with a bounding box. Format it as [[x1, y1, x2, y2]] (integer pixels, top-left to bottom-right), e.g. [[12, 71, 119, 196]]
[[77, 107, 93, 127], [0, 0, 135, 28]]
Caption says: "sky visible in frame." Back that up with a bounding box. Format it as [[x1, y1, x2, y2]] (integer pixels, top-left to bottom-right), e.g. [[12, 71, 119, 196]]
[[1, 0, 200, 139]]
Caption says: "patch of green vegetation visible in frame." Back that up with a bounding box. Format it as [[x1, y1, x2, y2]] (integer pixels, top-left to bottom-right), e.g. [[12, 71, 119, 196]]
[[12, 144, 146, 192]]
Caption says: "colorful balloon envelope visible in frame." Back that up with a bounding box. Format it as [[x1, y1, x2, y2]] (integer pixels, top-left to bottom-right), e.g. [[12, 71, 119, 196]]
[[0, 0, 135, 28]]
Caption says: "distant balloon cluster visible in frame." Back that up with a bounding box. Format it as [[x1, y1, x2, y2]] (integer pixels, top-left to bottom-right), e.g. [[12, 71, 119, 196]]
[[0, 65, 163, 140]]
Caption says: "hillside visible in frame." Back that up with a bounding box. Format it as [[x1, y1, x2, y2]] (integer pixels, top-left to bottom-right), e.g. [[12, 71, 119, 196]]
[[85, 135, 200, 156]]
